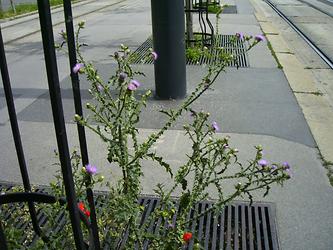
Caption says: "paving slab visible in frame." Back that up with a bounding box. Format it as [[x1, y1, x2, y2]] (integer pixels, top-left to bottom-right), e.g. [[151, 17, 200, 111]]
[[275, 53, 319, 92], [266, 34, 292, 53], [13, 64, 315, 148], [0, 120, 332, 250]]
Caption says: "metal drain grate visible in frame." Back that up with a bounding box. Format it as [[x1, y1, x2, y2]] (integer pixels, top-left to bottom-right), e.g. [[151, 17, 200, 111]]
[[221, 5, 238, 14], [0, 183, 278, 249], [128, 35, 249, 67]]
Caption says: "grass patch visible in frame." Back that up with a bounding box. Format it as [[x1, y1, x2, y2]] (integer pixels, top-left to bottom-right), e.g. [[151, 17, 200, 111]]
[[293, 90, 323, 96], [207, 4, 223, 14], [185, 34, 211, 62], [318, 151, 333, 186], [0, 0, 76, 19], [323, 161, 333, 186], [266, 40, 283, 69], [193, 1, 222, 14]]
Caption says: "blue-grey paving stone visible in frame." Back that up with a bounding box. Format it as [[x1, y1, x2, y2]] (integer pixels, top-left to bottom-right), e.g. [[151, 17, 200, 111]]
[[0, 92, 21, 110], [17, 64, 315, 147]]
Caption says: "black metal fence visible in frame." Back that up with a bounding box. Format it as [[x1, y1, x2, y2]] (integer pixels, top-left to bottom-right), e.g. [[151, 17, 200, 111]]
[[0, 0, 97, 249], [185, 0, 217, 47]]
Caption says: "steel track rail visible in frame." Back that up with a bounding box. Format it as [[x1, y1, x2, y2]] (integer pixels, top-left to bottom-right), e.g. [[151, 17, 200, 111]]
[[264, 0, 333, 69]]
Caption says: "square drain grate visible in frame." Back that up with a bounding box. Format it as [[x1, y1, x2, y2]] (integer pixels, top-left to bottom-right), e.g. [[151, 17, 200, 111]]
[[129, 35, 249, 67], [221, 5, 238, 14], [0, 183, 278, 249]]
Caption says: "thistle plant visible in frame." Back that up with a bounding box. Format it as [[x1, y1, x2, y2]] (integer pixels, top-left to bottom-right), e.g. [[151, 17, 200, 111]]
[[1, 22, 289, 249], [65, 22, 289, 249]]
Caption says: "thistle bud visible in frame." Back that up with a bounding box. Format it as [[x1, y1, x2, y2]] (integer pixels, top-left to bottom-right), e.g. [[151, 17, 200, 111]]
[[86, 103, 93, 109], [78, 20, 85, 28], [235, 182, 242, 190], [257, 144, 263, 151], [74, 114, 81, 122], [193, 243, 201, 250]]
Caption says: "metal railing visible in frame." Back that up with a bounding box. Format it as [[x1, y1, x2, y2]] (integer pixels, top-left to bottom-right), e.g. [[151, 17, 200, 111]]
[[185, 0, 218, 47], [0, 0, 100, 249]]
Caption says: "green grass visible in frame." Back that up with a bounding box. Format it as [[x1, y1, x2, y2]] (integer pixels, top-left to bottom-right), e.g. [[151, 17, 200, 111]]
[[0, 0, 76, 19], [193, 1, 222, 14], [207, 4, 222, 14], [293, 90, 323, 96], [266, 40, 283, 69], [323, 160, 333, 186], [318, 151, 333, 187]]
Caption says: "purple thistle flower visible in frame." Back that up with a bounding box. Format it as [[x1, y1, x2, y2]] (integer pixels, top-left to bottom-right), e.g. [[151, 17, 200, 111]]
[[127, 80, 141, 91], [212, 121, 220, 132], [271, 165, 277, 170], [285, 168, 292, 178], [127, 83, 136, 91], [73, 63, 84, 74], [151, 51, 158, 61], [190, 109, 197, 117], [97, 85, 103, 92], [236, 32, 244, 40], [282, 162, 290, 169], [85, 164, 97, 175], [258, 159, 268, 167], [132, 80, 140, 87], [60, 29, 66, 38], [255, 34, 265, 42]]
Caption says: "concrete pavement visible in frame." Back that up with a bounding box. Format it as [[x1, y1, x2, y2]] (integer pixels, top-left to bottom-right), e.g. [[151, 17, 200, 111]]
[[0, 0, 332, 249]]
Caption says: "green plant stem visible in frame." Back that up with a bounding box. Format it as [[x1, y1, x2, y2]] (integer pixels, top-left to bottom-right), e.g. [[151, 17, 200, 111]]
[[180, 178, 277, 226], [126, 63, 227, 169]]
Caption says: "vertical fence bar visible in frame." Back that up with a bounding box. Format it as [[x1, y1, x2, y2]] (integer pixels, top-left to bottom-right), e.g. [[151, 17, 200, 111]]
[[0, 26, 45, 241], [0, 221, 8, 250], [63, 0, 100, 248], [62, 0, 89, 166], [37, 1, 85, 249]]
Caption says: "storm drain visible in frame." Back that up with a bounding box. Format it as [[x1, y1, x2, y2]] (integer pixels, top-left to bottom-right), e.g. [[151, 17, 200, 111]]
[[128, 35, 249, 67], [221, 5, 238, 14], [0, 183, 278, 249]]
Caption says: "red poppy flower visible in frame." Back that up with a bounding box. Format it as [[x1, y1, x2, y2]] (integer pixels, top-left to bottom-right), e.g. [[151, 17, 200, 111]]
[[85, 210, 91, 217], [183, 232, 192, 242], [78, 202, 85, 212]]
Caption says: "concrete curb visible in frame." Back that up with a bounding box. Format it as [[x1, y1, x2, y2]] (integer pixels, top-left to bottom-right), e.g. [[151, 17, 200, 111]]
[[250, 0, 333, 164]]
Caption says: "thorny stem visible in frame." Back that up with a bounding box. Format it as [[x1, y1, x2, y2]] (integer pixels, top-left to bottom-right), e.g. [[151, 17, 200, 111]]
[[180, 178, 277, 226], [125, 62, 228, 168]]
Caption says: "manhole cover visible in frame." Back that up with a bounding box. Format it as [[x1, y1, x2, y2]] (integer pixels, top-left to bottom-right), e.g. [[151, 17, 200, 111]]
[[129, 35, 249, 67], [0, 183, 278, 249]]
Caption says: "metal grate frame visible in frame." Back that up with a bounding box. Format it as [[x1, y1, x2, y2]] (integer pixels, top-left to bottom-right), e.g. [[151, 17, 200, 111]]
[[0, 183, 278, 249], [129, 35, 249, 67]]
